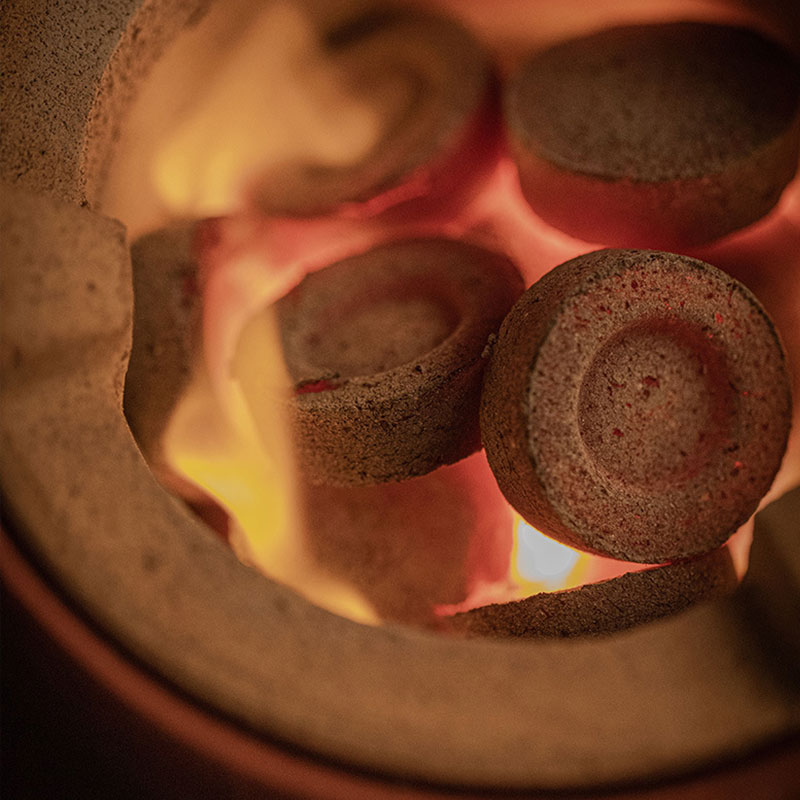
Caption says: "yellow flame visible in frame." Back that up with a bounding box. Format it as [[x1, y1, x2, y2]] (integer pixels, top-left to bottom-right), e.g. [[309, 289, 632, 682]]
[[510, 516, 589, 594], [163, 293, 378, 624], [437, 513, 591, 614], [153, 1, 390, 217], [132, 0, 783, 628]]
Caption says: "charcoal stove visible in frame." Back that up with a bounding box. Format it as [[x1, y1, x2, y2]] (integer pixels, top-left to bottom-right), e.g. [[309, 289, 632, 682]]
[[2, 1, 800, 798]]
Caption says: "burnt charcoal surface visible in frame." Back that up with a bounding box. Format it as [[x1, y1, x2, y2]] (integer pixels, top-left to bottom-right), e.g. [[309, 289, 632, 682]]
[[448, 546, 737, 638], [481, 249, 792, 563], [250, 7, 494, 216], [278, 238, 524, 486], [505, 22, 800, 247]]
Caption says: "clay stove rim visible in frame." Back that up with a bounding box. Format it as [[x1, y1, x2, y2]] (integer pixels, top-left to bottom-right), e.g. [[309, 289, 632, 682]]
[[2, 327, 798, 793], [1, 0, 800, 793], [3, 521, 800, 800]]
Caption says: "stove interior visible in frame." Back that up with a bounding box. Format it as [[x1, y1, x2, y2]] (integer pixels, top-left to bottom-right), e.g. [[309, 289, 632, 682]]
[[109, 0, 800, 632], [3, 0, 800, 796]]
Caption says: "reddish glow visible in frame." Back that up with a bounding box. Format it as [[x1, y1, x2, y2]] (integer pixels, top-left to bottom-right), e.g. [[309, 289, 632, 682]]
[[154, 2, 391, 217], [437, 513, 648, 616], [458, 156, 592, 283], [162, 122, 799, 626], [124, 0, 800, 626], [171, 163, 599, 624], [296, 451, 514, 626]]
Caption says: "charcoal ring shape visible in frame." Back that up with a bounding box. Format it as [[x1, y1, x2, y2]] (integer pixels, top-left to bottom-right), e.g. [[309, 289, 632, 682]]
[[504, 22, 800, 248], [480, 249, 792, 563], [448, 546, 738, 639], [277, 239, 524, 486], [249, 8, 495, 217]]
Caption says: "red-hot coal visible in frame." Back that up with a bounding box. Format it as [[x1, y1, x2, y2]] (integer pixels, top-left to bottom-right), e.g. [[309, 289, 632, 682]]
[[123, 6, 799, 634]]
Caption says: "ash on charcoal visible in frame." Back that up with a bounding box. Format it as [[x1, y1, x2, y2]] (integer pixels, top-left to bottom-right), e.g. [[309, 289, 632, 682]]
[[481, 249, 791, 563], [505, 22, 800, 248]]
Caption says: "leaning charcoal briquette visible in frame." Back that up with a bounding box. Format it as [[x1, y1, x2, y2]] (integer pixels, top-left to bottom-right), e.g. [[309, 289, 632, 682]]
[[278, 238, 524, 486], [505, 22, 800, 247], [481, 249, 791, 562]]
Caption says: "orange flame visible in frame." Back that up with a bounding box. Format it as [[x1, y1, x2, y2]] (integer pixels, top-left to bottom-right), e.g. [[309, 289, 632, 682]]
[[157, 133, 798, 627], [154, 1, 391, 218], [161, 240, 380, 623], [111, 0, 800, 626]]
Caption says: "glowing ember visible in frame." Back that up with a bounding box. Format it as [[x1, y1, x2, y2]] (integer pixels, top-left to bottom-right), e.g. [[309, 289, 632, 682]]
[[514, 519, 581, 585], [154, 2, 389, 217], [158, 165, 592, 623], [156, 136, 797, 627], [114, 0, 800, 628]]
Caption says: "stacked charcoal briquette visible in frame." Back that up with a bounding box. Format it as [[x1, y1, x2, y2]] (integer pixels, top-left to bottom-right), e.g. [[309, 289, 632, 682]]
[[125, 7, 798, 635]]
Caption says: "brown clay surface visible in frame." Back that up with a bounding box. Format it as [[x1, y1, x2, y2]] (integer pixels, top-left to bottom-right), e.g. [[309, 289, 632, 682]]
[[2, 171, 800, 799], [3, 1, 800, 794], [0, 0, 205, 206]]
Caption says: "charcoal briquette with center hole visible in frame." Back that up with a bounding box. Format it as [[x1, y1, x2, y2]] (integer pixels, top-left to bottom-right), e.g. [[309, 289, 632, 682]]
[[250, 7, 497, 217], [480, 249, 791, 563], [277, 238, 524, 486], [504, 22, 800, 248]]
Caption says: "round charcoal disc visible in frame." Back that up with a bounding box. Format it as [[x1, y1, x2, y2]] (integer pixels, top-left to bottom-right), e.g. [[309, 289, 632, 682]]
[[250, 8, 495, 216], [277, 239, 524, 486], [448, 546, 738, 639], [481, 249, 792, 563], [505, 22, 800, 248]]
